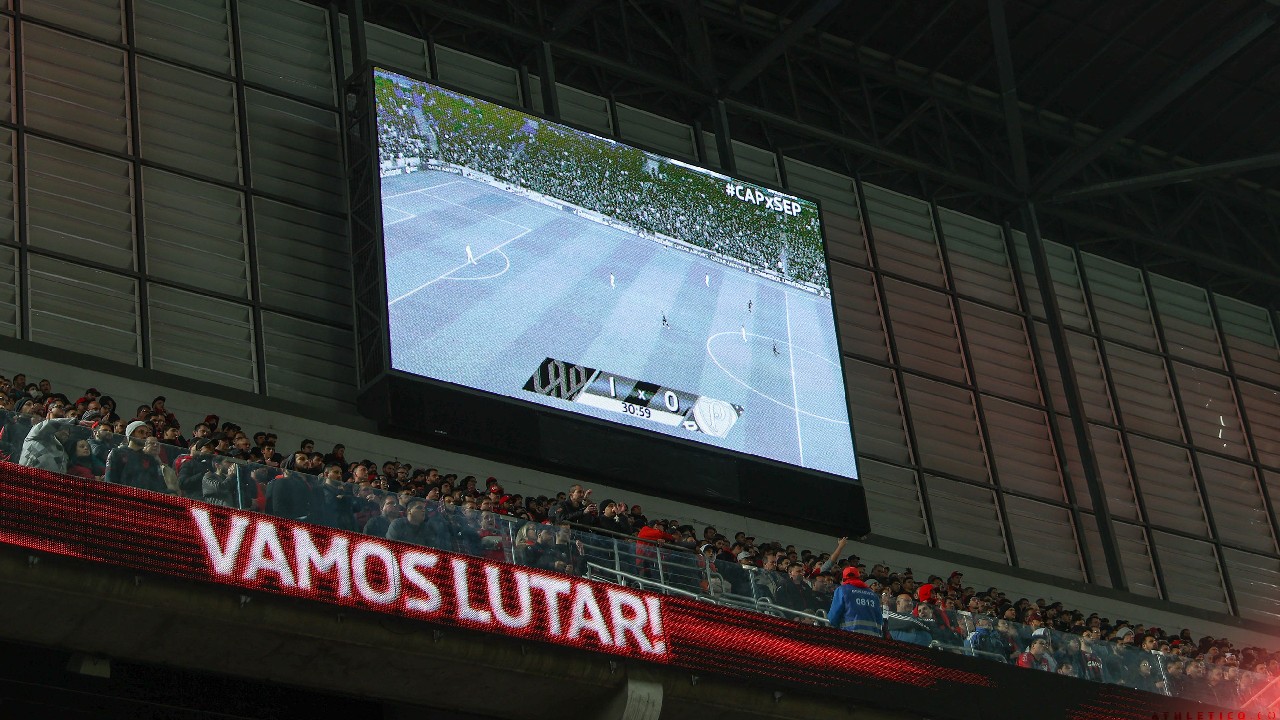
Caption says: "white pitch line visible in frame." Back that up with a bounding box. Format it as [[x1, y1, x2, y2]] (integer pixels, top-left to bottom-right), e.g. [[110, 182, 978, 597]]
[[388, 228, 531, 305], [413, 186, 529, 231], [784, 291, 804, 465], [383, 212, 417, 227], [383, 180, 460, 199]]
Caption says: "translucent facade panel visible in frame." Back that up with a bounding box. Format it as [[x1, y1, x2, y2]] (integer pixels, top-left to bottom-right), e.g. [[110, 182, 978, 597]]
[[862, 184, 944, 288], [1173, 362, 1247, 460], [828, 263, 888, 362], [436, 45, 521, 107], [238, 0, 334, 105], [1085, 422, 1140, 520], [783, 156, 858, 217], [1223, 548, 1280, 625], [22, 24, 130, 154], [1013, 233, 1091, 330], [1105, 342, 1181, 442], [0, 245, 18, 338], [261, 311, 353, 409], [1150, 274, 1224, 370], [1054, 415, 1089, 509], [136, 57, 241, 184], [244, 89, 344, 211], [982, 396, 1063, 502], [881, 278, 965, 384], [553, 82, 611, 135], [1151, 531, 1228, 614], [25, 136, 135, 271], [843, 359, 910, 465], [1081, 253, 1158, 352], [363, 19, 429, 78], [1078, 512, 1113, 589], [134, 0, 233, 74], [142, 168, 248, 298], [25, 0, 124, 44], [0, 16, 14, 124], [616, 103, 695, 161], [857, 458, 928, 546], [1034, 324, 1114, 423], [903, 374, 988, 482], [822, 211, 867, 268], [1196, 453, 1275, 554], [938, 209, 1018, 310], [1127, 434, 1207, 535], [1004, 495, 1082, 580], [1113, 520, 1161, 598], [961, 301, 1040, 405], [1216, 294, 1280, 387], [0, 128, 15, 244], [1241, 381, 1280, 469], [28, 254, 139, 366], [253, 196, 350, 320], [730, 140, 779, 186], [923, 474, 1008, 564], [148, 284, 256, 391]]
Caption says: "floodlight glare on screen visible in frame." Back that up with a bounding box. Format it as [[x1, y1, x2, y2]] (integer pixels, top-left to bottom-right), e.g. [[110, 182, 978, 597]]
[[374, 68, 858, 481]]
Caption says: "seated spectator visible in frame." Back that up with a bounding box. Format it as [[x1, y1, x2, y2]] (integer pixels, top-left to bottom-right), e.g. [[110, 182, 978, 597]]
[[1017, 637, 1053, 671], [201, 457, 244, 507], [363, 495, 402, 537], [64, 437, 105, 480]]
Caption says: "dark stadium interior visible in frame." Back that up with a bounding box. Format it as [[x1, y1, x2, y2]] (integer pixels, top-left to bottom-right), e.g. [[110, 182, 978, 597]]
[[348, 0, 1280, 307]]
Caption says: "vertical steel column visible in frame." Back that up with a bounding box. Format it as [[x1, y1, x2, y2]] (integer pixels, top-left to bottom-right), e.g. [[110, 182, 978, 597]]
[[691, 119, 707, 165], [1001, 222, 1098, 584], [931, 202, 1018, 567], [1141, 267, 1238, 614], [122, 0, 151, 369], [228, 0, 270, 394], [518, 64, 533, 111], [536, 41, 559, 119], [10, 2, 28, 343], [711, 100, 735, 175], [1021, 203, 1128, 589]]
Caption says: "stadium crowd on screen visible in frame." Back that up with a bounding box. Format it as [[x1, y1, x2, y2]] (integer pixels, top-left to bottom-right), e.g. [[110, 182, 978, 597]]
[[0, 371, 1276, 707]]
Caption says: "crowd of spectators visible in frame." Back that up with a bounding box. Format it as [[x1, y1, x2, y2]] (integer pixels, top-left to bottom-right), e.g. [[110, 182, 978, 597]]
[[374, 74, 830, 289], [0, 370, 1277, 707]]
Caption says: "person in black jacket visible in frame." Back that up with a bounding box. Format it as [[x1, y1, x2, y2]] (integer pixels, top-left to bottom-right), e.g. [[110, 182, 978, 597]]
[[178, 439, 220, 500], [266, 464, 314, 521], [104, 421, 167, 493], [387, 501, 434, 546], [314, 464, 356, 531]]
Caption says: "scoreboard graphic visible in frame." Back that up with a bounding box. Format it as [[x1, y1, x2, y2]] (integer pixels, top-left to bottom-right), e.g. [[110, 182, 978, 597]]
[[524, 357, 744, 439]]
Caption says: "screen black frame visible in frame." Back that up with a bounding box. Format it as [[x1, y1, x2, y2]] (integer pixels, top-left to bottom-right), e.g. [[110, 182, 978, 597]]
[[356, 64, 869, 537]]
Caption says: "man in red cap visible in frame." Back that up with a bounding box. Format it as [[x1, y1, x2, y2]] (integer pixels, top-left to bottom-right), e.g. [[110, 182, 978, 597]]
[[828, 566, 884, 637]]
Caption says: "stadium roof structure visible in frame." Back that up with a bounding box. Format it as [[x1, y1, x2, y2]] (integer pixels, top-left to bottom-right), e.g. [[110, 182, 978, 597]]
[[340, 0, 1280, 306]]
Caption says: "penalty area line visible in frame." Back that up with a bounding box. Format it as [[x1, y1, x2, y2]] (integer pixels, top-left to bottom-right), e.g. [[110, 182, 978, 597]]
[[388, 227, 531, 306]]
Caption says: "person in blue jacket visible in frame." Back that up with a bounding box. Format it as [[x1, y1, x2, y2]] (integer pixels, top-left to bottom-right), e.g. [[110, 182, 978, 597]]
[[828, 566, 885, 637]]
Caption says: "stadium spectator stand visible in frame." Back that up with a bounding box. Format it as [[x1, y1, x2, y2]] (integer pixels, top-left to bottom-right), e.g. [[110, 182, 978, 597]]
[[0, 368, 1276, 709]]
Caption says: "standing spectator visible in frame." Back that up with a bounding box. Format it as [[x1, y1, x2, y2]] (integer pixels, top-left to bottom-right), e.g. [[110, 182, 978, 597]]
[[386, 500, 433, 546], [178, 439, 219, 500], [104, 421, 167, 493], [885, 594, 931, 646], [314, 464, 356, 531], [775, 564, 821, 613], [828, 566, 883, 637], [363, 495, 403, 537], [266, 462, 314, 521], [552, 484, 596, 525], [19, 399, 78, 473]]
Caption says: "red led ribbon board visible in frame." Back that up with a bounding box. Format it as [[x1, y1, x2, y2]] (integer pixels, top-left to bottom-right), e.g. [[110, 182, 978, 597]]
[[0, 463, 1198, 720]]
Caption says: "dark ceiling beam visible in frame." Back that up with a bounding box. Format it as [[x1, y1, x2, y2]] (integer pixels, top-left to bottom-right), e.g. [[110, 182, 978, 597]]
[[722, 98, 1019, 201], [1032, 4, 1280, 196], [547, 0, 604, 42], [721, 0, 843, 96], [1050, 152, 1280, 203], [987, 0, 1028, 193]]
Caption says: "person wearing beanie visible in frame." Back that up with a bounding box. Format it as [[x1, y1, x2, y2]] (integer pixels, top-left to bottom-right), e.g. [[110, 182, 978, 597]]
[[104, 420, 167, 493], [828, 566, 884, 637]]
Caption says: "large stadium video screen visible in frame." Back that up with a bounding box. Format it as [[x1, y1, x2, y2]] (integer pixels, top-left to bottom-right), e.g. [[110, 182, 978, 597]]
[[375, 68, 858, 481]]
